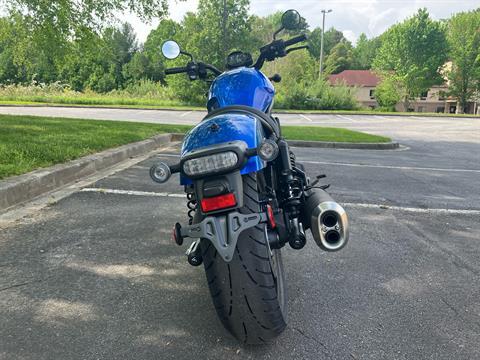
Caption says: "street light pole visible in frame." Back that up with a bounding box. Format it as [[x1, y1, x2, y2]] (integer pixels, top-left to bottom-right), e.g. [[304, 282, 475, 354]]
[[319, 9, 332, 79]]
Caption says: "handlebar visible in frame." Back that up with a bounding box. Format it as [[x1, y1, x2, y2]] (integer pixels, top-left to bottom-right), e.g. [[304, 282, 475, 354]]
[[254, 33, 308, 69], [165, 66, 188, 75], [165, 63, 222, 78], [165, 34, 307, 77], [204, 64, 222, 76], [284, 34, 308, 47]]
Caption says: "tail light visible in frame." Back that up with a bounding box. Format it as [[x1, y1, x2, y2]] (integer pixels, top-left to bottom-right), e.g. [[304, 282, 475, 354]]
[[201, 193, 237, 212]]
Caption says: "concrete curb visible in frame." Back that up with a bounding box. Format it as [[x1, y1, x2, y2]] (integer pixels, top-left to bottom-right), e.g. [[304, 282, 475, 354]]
[[0, 134, 172, 211], [287, 140, 400, 150], [0, 133, 397, 212], [170, 133, 399, 150]]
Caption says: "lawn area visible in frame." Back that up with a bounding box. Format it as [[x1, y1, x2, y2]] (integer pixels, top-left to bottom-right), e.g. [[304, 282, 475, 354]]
[[281, 126, 389, 142], [0, 114, 390, 179]]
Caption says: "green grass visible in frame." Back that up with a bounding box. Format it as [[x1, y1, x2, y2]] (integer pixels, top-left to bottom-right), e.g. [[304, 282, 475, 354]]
[[0, 115, 191, 179], [0, 100, 205, 111], [0, 114, 390, 180], [281, 126, 390, 143]]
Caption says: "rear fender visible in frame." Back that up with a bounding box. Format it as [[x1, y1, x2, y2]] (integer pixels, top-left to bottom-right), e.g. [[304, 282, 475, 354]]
[[180, 113, 266, 185]]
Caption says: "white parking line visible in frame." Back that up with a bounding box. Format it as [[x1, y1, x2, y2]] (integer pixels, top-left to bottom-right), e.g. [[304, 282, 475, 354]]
[[79, 188, 480, 215], [343, 203, 480, 215], [336, 114, 358, 122], [156, 153, 181, 157], [300, 160, 480, 174], [81, 188, 185, 198], [180, 111, 192, 117], [299, 114, 313, 122]]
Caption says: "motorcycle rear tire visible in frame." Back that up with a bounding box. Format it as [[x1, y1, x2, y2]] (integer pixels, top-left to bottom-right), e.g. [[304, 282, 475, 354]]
[[199, 173, 287, 344]]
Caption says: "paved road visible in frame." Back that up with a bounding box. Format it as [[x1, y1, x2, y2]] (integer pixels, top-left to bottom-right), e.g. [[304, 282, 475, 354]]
[[1, 106, 479, 144], [1, 108, 480, 359]]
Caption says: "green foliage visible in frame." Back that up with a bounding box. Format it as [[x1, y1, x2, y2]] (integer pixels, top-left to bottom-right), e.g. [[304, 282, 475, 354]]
[[446, 9, 480, 113], [351, 33, 382, 70], [373, 8, 448, 110], [324, 40, 353, 75], [308, 27, 346, 60], [195, 0, 254, 67], [2, 2, 478, 112], [2, 0, 170, 30], [375, 76, 403, 110], [0, 80, 179, 107], [271, 51, 359, 110]]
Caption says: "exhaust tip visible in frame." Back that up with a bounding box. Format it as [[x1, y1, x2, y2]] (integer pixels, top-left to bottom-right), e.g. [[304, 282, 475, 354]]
[[321, 211, 338, 228], [325, 230, 341, 245], [307, 197, 349, 252]]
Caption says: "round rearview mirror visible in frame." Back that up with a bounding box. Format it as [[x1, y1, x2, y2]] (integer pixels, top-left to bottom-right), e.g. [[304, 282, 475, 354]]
[[281, 9, 301, 30], [161, 40, 181, 59]]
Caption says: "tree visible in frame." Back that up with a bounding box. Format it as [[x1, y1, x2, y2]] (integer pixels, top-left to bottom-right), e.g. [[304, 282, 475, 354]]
[[103, 23, 138, 87], [373, 8, 448, 111], [351, 33, 381, 70], [196, 0, 254, 67], [0, 16, 25, 82], [2, 0, 170, 31], [324, 40, 353, 74], [446, 9, 480, 113], [59, 27, 111, 91], [375, 76, 404, 110], [308, 27, 346, 60], [122, 51, 163, 84]]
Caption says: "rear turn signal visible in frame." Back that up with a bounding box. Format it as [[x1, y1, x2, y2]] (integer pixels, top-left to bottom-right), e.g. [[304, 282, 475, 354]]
[[201, 193, 237, 212]]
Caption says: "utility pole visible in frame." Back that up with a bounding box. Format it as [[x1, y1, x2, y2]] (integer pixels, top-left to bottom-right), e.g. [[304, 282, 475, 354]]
[[222, 0, 228, 60], [319, 9, 332, 79]]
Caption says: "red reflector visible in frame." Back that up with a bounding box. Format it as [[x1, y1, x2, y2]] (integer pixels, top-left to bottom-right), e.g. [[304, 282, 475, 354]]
[[267, 205, 276, 229], [201, 193, 237, 212]]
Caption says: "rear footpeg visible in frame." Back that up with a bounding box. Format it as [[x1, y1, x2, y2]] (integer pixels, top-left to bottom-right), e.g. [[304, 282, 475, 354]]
[[302, 189, 349, 251], [186, 240, 203, 266]]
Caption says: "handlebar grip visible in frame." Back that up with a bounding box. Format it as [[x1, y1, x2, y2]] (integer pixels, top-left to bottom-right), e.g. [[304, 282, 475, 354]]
[[284, 34, 308, 47], [165, 67, 188, 75]]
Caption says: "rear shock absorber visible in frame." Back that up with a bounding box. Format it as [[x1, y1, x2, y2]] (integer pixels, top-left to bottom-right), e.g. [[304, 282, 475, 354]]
[[277, 140, 307, 249], [186, 187, 197, 225], [289, 151, 296, 168]]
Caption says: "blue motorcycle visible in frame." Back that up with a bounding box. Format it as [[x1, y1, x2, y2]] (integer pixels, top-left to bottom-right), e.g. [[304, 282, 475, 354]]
[[150, 10, 349, 344]]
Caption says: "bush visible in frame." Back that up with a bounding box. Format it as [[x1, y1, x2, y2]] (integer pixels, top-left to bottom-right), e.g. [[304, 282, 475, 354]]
[[275, 80, 360, 110], [0, 80, 183, 107], [0, 78, 360, 111], [375, 77, 402, 110]]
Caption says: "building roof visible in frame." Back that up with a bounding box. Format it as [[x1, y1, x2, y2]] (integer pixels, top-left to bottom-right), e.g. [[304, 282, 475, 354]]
[[328, 70, 380, 87]]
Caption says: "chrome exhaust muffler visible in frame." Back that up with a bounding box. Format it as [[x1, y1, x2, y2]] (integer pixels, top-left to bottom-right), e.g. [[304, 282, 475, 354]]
[[301, 189, 349, 251]]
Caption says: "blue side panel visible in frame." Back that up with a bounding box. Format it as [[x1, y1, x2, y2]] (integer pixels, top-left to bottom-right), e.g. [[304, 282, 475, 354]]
[[208, 67, 275, 112], [180, 114, 265, 185]]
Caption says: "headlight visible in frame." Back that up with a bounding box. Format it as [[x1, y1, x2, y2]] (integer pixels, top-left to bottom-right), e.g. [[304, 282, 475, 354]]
[[183, 151, 239, 176]]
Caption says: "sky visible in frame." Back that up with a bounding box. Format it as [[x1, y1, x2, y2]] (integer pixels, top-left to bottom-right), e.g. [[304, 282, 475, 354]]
[[123, 0, 480, 45]]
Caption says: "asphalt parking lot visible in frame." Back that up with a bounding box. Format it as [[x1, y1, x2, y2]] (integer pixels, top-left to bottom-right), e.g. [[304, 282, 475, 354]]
[[1, 110, 479, 359]]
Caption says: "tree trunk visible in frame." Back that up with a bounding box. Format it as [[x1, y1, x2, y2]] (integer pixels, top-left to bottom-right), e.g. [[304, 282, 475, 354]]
[[456, 100, 464, 114], [403, 97, 410, 112]]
